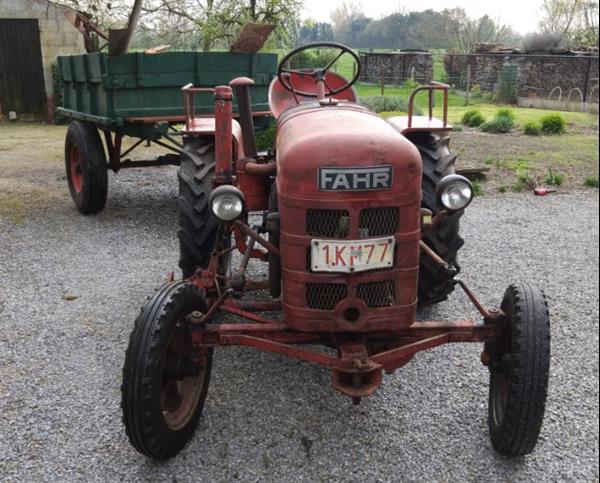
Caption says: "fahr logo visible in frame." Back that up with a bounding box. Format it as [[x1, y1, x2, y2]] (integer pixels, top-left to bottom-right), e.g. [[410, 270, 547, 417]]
[[319, 165, 393, 191]]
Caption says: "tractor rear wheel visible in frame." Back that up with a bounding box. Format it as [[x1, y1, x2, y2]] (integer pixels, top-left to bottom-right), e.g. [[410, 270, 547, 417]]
[[121, 281, 213, 460], [178, 139, 219, 277], [412, 132, 464, 305], [487, 283, 550, 457], [64, 121, 108, 214]]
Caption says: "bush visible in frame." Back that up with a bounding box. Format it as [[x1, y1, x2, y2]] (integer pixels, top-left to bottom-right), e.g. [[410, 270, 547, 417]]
[[461, 109, 486, 127], [403, 79, 420, 90], [480, 115, 514, 133], [540, 113, 566, 135], [360, 96, 420, 114], [583, 176, 599, 188], [545, 169, 564, 187], [495, 108, 515, 121], [523, 120, 541, 136], [51, 63, 68, 124], [255, 125, 275, 151]]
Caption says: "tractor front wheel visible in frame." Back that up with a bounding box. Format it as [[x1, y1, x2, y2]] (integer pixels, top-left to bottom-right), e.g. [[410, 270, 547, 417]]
[[121, 281, 213, 460], [486, 283, 550, 457], [64, 121, 108, 214], [178, 139, 220, 277], [412, 132, 464, 305]]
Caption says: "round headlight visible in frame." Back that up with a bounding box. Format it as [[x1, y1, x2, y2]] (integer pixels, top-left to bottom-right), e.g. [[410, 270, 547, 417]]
[[210, 185, 245, 221], [436, 175, 473, 211]]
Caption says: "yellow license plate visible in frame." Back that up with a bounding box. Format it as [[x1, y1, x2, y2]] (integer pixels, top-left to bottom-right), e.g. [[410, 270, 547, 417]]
[[311, 237, 394, 273]]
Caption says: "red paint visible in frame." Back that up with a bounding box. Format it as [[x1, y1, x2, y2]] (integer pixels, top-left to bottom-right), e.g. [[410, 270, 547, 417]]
[[213, 86, 234, 182], [276, 103, 422, 332], [69, 145, 83, 193], [534, 187, 557, 196], [268, 71, 358, 118], [179, 67, 502, 401]]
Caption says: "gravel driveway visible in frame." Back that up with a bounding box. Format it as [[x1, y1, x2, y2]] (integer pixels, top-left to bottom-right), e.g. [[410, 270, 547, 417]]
[[0, 166, 598, 482]]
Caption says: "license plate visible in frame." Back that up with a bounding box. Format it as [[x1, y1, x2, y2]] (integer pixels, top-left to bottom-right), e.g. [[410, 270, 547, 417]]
[[311, 237, 395, 273]]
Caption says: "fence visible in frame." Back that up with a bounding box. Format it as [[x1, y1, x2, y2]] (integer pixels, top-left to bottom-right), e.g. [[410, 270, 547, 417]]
[[357, 50, 600, 111]]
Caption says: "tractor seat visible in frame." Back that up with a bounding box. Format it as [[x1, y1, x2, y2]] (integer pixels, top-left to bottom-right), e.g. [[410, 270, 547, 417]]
[[268, 71, 358, 118]]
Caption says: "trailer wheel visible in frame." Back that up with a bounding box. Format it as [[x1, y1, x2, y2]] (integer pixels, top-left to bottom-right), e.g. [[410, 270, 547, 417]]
[[65, 121, 108, 214], [121, 281, 213, 460], [178, 139, 221, 277], [410, 132, 464, 305], [487, 283, 550, 457]]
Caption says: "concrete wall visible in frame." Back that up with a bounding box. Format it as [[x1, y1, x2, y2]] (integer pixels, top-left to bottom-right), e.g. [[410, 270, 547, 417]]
[[0, 0, 84, 104]]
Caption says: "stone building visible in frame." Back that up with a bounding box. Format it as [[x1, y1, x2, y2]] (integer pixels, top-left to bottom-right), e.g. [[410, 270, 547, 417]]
[[359, 51, 433, 85], [0, 0, 84, 118]]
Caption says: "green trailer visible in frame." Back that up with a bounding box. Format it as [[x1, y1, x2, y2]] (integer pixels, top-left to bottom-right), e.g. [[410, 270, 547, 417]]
[[56, 51, 277, 214]]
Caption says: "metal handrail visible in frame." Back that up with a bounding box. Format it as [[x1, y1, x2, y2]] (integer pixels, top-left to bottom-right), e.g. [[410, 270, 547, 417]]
[[407, 81, 449, 128], [181, 83, 215, 131]]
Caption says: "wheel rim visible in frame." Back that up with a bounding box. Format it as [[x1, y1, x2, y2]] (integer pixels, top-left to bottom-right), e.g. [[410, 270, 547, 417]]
[[160, 317, 208, 431], [491, 370, 510, 425], [69, 145, 83, 193], [490, 321, 512, 427]]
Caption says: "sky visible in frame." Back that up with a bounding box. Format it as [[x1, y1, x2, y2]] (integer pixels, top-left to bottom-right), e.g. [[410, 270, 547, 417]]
[[301, 0, 543, 34]]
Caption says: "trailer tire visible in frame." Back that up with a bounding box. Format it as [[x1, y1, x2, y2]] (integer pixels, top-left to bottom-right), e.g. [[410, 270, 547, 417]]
[[122, 281, 213, 460], [487, 283, 550, 457], [411, 132, 464, 305], [178, 139, 219, 277], [65, 121, 108, 214]]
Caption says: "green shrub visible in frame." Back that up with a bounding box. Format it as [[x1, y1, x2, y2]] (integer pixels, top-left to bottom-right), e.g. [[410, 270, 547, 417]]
[[523, 120, 541, 136], [51, 63, 68, 124], [360, 96, 420, 114], [514, 172, 537, 191], [461, 109, 486, 127], [545, 169, 564, 187], [540, 113, 566, 134], [255, 125, 275, 151], [403, 79, 420, 90], [498, 185, 508, 193], [583, 176, 599, 188], [472, 181, 484, 196], [495, 108, 515, 121], [480, 115, 514, 133], [469, 84, 482, 97]]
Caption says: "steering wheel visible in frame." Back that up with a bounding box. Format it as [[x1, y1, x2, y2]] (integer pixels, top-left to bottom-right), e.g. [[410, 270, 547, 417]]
[[277, 42, 361, 98]]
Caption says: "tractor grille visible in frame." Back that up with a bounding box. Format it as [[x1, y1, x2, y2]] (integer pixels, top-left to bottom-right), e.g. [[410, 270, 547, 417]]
[[306, 207, 398, 239], [359, 207, 399, 237], [306, 283, 347, 310], [306, 209, 349, 238], [357, 280, 396, 308]]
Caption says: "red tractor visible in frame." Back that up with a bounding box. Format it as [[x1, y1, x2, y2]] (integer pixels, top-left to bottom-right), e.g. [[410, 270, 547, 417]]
[[121, 43, 550, 460]]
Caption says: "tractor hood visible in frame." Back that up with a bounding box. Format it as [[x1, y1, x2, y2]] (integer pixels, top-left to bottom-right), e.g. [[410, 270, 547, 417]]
[[275, 103, 422, 201]]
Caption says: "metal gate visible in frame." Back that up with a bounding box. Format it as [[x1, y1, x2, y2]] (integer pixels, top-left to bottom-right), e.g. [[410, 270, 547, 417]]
[[0, 18, 46, 115]]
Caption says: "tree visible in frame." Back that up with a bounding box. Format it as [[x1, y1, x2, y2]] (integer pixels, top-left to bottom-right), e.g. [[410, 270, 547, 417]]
[[330, 2, 370, 47], [297, 20, 334, 45], [56, 0, 301, 51], [539, 0, 599, 47], [441, 8, 520, 53], [141, 0, 301, 51]]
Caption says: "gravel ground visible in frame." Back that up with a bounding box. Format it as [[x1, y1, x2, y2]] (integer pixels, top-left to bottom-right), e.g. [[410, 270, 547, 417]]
[[0, 166, 598, 482]]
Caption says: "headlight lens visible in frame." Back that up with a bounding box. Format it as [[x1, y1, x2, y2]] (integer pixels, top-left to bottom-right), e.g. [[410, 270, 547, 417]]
[[437, 175, 473, 211], [210, 185, 245, 221]]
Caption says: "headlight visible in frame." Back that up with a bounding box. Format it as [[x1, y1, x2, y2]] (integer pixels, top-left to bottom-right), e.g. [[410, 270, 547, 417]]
[[209, 185, 245, 221], [436, 174, 473, 211]]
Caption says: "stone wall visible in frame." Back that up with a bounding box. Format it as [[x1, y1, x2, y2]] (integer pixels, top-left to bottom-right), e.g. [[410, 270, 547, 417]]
[[0, 0, 84, 108], [445, 52, 599, 101], [359, 51, 433, 85]]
